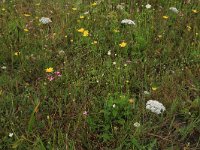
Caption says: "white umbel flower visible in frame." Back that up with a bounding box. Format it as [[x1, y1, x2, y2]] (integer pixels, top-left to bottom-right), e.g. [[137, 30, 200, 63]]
[[39, 17, 52, 24], [121, 19, 136, 25], [145, 4, 152, 9], [116, 4, 125, 10], [1, 66, 7, 69], [146, 100, 166, 114], [169, 7, 179, 13], [144, 91, 150, 95], [134, 122, 141, 127]]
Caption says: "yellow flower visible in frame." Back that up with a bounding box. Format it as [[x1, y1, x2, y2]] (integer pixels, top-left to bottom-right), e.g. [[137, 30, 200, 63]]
[[24, 28, 29, 32], [45, 67, 53, 73], [2, 8, 6, 11], [83, 30, 89, 36], [113, 29, 120, 33], [24, 14, 31, 17], [92, 41, 98, 44], [77, 28, 85, 33], [80, 15, 85, 19], [163, 16, 169, 19], [119, 41, 127, 47], [187, 26, 192, 31], [192, 9, 198, 13], [72, 8, 77, 11], [91, 2, 97, 6], [35, 3, 40, 6], [129, 98, 135, 104], [152, 86, 158, 91], [14, 51, 20, 56]]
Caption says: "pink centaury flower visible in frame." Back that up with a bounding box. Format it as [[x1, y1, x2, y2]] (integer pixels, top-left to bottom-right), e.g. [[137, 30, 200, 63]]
[[54, 71, 62, 77], [83, 111, 88, 116], [47, 76, 54, 81]]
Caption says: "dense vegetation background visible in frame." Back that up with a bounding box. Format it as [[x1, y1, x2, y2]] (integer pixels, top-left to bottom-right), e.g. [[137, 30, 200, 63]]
[[0, 0, 199, 149]]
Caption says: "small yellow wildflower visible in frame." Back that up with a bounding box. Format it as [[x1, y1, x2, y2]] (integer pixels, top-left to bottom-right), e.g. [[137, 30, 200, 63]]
[[92, 41, 98, 44], [113, 29, 120, 33], [70, 39, 73, 42], [72, 8, 77, 11], [35, 16, 39, 19], [163, 16, 169, 19], [77, 28, 85, 33], [83, 30, 89, 36], [35, 3, 40, 6], [129, 98, 135, 104], [187, 26, 192, 31], [24, 14, 31, 17], [91, 2, 97, 6], [192, 9, 198, 13], [24, 28, 29, 32], [119, 41, 127, 48], [152, 86, 158, 91], [80, 15, 85, 19], [2, 8, 6, 11], [14, 51, 20, 56], [45, 67, 54, 73]]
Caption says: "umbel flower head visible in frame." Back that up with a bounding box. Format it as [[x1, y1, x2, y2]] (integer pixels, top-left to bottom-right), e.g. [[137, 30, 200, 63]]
[[121, 19, 136, 25], [169, 7, 179, 13], [39, 17, 52, 24], [146, 100, 166, 114]]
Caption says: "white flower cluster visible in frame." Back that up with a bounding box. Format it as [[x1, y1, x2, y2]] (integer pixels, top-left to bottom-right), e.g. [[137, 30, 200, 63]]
[[116, 4, 125, 10], [169, 7, 179, 13], [121, 19, 136, 25], [39, 17, 52, 24], [146, 100, 166, 114], [146, 4, 151, 9]]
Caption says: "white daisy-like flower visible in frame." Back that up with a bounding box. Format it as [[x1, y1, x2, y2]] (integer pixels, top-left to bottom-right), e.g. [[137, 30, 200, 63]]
[[39, 17, 52, 24], [144, 91, 150, 95], [9, 133, 13, 137], [121, 19, 136, 25], [146, 100, 166, 114], [169, 7, 179, 13], [107, 50, 111, 56], [134, 122, 141, 127], [145, 4, 151, 9]]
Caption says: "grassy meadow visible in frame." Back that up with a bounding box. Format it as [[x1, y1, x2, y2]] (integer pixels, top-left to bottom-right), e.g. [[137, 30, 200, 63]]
[[0, 0, 200, 149]]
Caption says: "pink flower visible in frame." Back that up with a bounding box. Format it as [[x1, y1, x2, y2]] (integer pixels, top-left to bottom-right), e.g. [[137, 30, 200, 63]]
[[54, 71, 62, 77], [47, 76, 54, 81], [83, 111, 88, 116]]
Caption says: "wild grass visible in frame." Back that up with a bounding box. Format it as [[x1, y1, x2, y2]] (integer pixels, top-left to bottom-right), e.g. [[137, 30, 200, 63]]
[[0, 0, 200, 149]]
